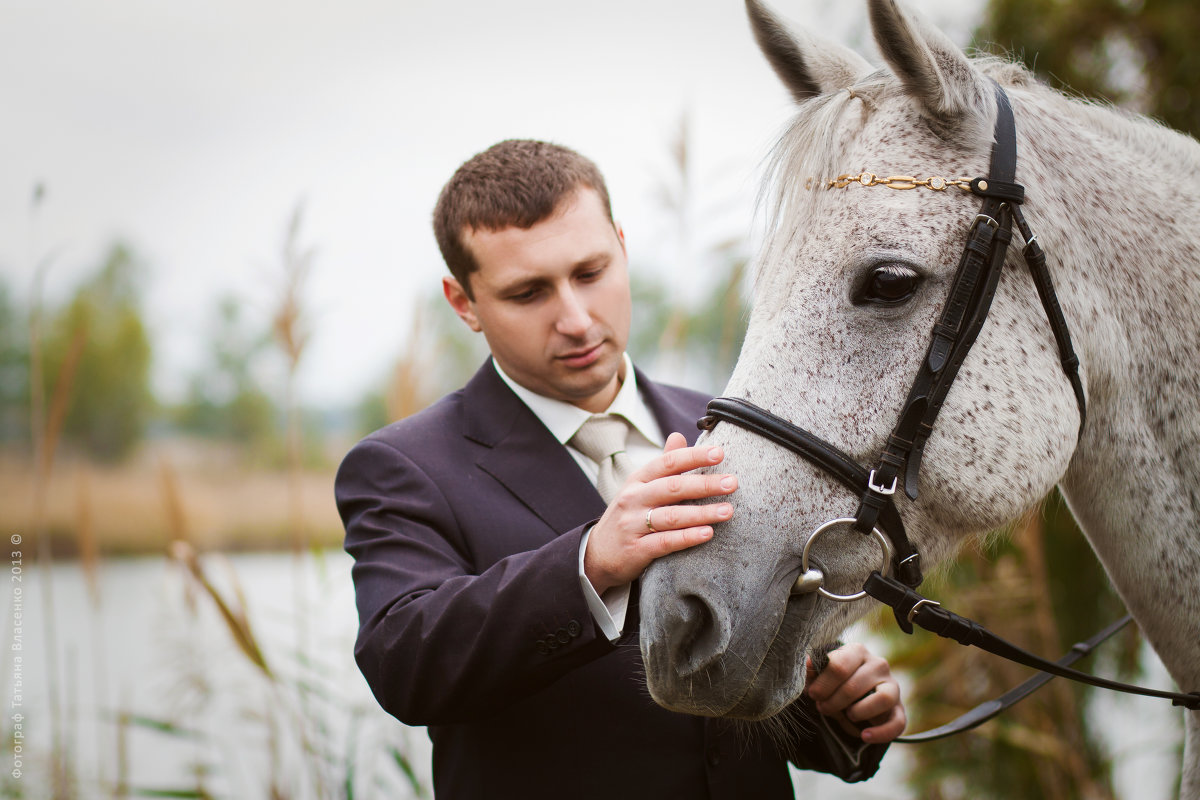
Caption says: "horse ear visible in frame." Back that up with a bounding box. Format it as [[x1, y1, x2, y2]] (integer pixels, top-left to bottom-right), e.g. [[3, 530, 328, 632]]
[[746, 0, 872, 102], [868, 0, 988, 126]]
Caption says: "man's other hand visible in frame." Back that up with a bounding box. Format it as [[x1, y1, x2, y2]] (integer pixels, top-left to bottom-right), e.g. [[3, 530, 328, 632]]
[[805, 643, 907, 744]]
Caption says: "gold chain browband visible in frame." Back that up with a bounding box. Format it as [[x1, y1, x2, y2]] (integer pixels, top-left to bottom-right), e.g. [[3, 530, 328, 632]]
[[808, 172, 978, 192]]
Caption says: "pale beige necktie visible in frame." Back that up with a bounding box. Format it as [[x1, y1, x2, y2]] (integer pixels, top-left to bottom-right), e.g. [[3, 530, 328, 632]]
[[570, 414, 635, 503]]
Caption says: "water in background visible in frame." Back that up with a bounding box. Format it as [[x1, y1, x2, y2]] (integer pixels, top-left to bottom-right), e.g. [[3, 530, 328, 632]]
[[7, 551, 431, 798], [3, 551, 1181, 798]]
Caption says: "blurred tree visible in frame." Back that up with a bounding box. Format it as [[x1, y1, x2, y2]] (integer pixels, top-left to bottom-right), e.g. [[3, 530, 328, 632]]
[[41, 243, 153, 462], [0, 277, 28, 444], [976, 0, 1200, 138], [176, 294, 278, 454]]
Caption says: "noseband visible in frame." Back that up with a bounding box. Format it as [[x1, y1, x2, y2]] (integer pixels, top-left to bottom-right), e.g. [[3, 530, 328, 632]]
[[700, 83, 1085, 593], [698, 83, 1200, 716]]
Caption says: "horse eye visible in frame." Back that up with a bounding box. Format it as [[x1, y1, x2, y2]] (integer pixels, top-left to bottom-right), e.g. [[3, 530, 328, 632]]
[[854, 264, 920, 306]]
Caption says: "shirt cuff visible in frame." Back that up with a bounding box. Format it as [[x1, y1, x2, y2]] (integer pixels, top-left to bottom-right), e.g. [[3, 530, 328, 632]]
[[578, 524, 630, 643]]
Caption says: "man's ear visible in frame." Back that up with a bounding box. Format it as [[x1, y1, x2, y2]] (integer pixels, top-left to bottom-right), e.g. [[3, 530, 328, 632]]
[[442, 276, 481, 332]]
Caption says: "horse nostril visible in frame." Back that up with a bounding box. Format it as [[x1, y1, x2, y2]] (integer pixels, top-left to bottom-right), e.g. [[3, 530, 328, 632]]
[[675, 593, 728, 675]]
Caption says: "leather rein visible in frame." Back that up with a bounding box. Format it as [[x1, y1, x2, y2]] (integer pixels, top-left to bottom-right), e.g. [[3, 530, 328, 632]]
[[698, 84, 1200, 738]]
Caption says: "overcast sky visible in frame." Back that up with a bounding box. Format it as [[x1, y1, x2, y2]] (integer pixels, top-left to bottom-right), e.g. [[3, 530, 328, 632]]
[[0, 0, 984, 408]]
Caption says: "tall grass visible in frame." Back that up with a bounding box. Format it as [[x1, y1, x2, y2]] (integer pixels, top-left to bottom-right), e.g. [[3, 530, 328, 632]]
[[271, 202, 314, 558], [10, 191, 428, 798], [269, 202, 325, 793], [160, 542, 428, 798], [24, 181, 87, 799]]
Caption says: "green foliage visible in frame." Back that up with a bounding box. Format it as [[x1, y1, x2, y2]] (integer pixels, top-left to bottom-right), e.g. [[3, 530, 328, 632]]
[[976, 0, 1200, 138], [627, 254, 749, 395], [0, 277, 28, 443], [41, 243, 154, 462], [175, 295, 281, 455], [354, 387, 391, 436]]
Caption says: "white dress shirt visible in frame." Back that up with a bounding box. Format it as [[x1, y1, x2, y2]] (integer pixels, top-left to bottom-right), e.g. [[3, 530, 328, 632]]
[[493, 354, 665, 642]]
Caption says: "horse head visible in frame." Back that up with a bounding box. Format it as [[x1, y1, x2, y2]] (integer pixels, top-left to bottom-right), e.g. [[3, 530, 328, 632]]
[[638, 0, 1089, 720]]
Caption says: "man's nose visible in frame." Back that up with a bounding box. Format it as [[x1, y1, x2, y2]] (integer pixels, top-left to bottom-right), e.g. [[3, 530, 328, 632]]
[[555, 288, 592, 336]]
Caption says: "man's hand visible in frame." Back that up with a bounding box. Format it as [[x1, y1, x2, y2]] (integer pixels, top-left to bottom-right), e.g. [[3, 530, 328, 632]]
[[583, 432, 735, 595], [805, 643, 907, 744]]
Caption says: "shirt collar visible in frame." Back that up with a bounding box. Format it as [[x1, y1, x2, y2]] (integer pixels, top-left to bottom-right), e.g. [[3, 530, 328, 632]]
[[492, 353, 663, 447]]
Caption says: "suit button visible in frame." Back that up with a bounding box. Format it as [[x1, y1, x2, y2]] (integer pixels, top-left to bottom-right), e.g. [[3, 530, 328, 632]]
[[555, 627, 571, 644], [566, 620, 581, 638], [546, 635, 559, 650], [536, 641, 549, 655]]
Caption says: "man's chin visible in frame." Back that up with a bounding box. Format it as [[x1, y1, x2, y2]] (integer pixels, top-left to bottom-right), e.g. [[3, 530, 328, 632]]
[[556, 355, 623, 410]]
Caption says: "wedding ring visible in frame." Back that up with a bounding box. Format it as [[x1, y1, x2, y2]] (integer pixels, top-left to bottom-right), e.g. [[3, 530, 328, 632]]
[[645, 508, 658, 533]]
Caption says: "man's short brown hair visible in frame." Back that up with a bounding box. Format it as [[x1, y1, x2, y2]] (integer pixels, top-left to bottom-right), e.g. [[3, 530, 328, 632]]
[[432, 140, 613, 299]]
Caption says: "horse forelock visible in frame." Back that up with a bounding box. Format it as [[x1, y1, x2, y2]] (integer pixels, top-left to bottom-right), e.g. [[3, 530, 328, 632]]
[[755, 56, 1033, 289]]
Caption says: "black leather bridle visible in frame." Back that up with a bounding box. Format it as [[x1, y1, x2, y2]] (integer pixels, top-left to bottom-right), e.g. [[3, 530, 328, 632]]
[[699, 83, 1200, 728]]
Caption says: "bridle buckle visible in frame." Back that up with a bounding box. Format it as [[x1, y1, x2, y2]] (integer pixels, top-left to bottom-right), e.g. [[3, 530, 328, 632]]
[[973, 213, 1000, 232], [867, 469, 897, 496]]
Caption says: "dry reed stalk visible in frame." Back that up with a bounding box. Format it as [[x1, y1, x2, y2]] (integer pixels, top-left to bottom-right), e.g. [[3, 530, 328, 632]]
[[25, 209, 89, 797], [159, 457, 201, 615], [38, 325, 87, 482], [159, 460, 272, 681], [167, 539, 273, 679], [271, 202, 313, 556], [655, 309, 689, 360], [387, 303, 445, 422], [76, 462, 115, 796], [159, 457, 191, 544], [114, 705, 130, 799], [716, 258, 746, 371], [269, 203, 320, 777], [76, 463, 99, 603]]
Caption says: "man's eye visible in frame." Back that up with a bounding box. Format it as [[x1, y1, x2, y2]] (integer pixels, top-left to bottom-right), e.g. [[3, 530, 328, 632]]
[[508, 289, 540, 303], [853, 264, 920, 306]]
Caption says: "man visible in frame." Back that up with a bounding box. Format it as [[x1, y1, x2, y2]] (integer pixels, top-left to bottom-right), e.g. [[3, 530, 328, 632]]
[[336, 139, 905, 799]]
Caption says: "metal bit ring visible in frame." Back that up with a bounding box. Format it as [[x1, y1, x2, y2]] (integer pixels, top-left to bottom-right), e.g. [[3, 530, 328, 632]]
[[801, 517, 894, 602]]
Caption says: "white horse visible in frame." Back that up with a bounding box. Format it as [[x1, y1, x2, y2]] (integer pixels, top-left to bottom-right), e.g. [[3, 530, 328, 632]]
[[638, 0, 1200, 794]]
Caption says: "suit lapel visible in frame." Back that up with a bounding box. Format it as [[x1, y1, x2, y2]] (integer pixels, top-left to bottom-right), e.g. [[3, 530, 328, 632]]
[[460, 361, 708, 536], [463, 361, 606, 535]]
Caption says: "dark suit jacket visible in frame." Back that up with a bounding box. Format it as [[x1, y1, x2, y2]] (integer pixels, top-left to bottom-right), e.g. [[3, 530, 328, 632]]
[[335, 360, 885, 799]]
